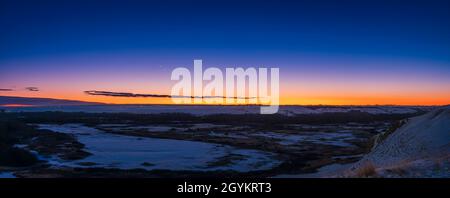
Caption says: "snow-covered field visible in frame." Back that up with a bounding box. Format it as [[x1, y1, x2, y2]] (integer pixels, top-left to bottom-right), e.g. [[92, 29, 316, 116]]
[[3, 105, 429, 115], [96, 123, 368, 148], [250, 131, 357, 147], [37, 124, 280, 172]]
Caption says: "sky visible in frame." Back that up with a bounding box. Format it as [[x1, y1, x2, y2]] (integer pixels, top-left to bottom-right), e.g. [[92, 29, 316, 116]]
[[0, 0, 449, 105]]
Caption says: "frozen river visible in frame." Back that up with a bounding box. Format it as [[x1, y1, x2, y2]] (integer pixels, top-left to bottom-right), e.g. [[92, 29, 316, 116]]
[[37, 124, 280, 172]]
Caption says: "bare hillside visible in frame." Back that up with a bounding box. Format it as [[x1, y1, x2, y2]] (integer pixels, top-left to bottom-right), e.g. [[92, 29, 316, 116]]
[[346, 106, 450, 177]]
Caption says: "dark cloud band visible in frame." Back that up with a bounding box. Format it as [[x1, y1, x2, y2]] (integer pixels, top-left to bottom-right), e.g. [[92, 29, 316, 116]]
[[84, 90, 255, 99], [25, 87, 39, 91]]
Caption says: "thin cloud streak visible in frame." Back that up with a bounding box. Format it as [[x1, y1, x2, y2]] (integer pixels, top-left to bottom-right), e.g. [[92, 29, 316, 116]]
[[84, 90, 255, 99], [25, 87, 39, 91], [0, 89, 14, 91]]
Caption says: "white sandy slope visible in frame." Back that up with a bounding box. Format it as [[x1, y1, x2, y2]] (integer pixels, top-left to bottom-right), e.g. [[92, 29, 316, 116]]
[[344, 106, 450, 177]]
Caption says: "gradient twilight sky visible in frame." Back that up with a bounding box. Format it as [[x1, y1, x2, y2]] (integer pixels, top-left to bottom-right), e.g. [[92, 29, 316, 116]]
[[0, 0, 449, 105]]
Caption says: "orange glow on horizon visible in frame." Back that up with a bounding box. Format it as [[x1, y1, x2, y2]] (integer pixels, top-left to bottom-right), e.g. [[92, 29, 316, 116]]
[[1, 92, 449, 106]]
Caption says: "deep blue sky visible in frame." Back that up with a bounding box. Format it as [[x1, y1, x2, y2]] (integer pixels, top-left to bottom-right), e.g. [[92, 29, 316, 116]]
[[1, 0, 449, 62], [0, 0, 449, 105]]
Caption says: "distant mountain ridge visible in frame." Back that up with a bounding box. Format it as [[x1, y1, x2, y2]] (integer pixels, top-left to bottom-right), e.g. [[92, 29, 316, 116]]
[[0, 96, 103, 106]]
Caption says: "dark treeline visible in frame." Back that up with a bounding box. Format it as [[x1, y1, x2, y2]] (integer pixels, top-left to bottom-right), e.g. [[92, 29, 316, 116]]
[[3, 110, 425, 126]]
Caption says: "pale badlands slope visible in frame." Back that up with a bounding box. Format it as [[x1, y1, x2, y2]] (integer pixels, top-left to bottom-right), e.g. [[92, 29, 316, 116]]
[[345, 106, 450, 177]]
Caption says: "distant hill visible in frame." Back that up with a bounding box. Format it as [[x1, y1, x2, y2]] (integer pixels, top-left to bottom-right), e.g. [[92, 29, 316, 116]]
[[0, 96, 103, 106]]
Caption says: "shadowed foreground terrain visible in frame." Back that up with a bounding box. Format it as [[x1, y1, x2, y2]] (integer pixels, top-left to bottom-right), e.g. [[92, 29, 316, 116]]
[[1, 105, 442, 178]]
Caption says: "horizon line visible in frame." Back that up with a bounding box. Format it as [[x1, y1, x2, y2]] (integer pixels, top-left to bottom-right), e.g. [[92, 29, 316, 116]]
[[0, 95, 448, 107]]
